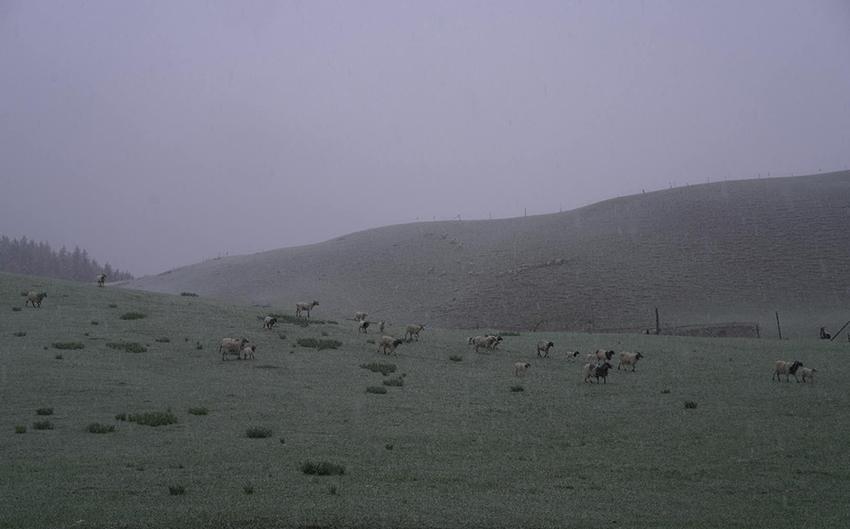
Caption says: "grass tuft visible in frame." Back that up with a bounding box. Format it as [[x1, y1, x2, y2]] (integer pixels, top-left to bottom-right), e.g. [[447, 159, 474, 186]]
[[188, 407, 208, 416], [128, 411, 178, 427], [36, 407, 53, 416], [684, 400, 698, 409], [13, 331, 26, 337], [86, 422, 115, 434], [108, 303, 117, 308], [155, 337, 170, 343], [168, 484, 185, 496], [661, 389, 671, 394], [383, 377, 404, 387], [449, 355, 462, 362], [52, 342, 84, 350], [360, 363, 396, 376], [32, 420, 54, 430], [243, 483, 254, 494], [119, 312, 146, 320], [277, 332, 287, 340], [12, 307, 22, 312], [90, 320, 99, 325], [510, 385, 525, 392], [328, 484, 339, 495], [180, 292, 198, 297], [115, 413, 127, 421], [54, 353, 63, 360], [366, 386, 388, 395], [301, 460, 346, 476], [106, 342, 148, 353], [15, 425, 26, 434], [246, 426, 272, 439], [385, 443, 394, 450], [195, 342, 203, 350]]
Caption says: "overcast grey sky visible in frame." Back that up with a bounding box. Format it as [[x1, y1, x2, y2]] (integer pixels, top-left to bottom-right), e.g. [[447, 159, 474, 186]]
[[1, 1, 849, 276]]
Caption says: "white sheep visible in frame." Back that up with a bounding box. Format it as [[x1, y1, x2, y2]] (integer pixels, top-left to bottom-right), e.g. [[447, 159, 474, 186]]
[[25, 291, 47, 308], [565, 351, 581, 359], [536, 340, 554, 358], [295, 300, 319, 319], [617, 352, 644, 372], [354, 311, 368, 322], [263, 316, 278, 329], [800, 367, 817, 383], [772, 360, 804, 382], [219, 337, 248, 361], [377, 335, 404, 356], [513, 362, 531, 377], [586, 350, 615, 363], [468, 335, 502, 353], [405, 324, 425, 342], [241, 344, 256, 360], [96, 273, 106, 287]]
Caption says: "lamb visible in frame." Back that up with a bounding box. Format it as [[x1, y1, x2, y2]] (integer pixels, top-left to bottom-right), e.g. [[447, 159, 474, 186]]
[[377, 335, 404, 356], [405, 324, 425, 342], [263, 316, 278, 329], [536, 341, 555, 358], [358, 320, 370, 334], [514, 362, 531, 377], [295, 300, 319, 319], [96, 273, 107, 287], [241, 344, 256, 360], [378, 321, 385, 333], [583, 361, 613, 384], [772, 360, 804, 382], [800, 367, 817, 383], [564, 351, 581, 359], [219, 337, 248, 361], [25, 291, 47, 308], [617, 352, 644, 372], [354, 311, 368, 322], [468, 335, 502, 353]]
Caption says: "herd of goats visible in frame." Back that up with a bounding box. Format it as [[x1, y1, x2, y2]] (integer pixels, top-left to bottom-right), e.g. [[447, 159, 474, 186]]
[[21, 278, 819, 384]]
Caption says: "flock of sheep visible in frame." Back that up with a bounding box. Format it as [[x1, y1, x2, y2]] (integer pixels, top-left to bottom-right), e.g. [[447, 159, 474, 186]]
[[18, 280, 821, 384]]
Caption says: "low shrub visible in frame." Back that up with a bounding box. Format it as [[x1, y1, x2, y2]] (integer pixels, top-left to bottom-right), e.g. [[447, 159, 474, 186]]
[[12, 307, 22, 312], [106, 342, 148, 353], [54, 353, 63, 360], [385, 443, 394, 450], [246, 426, 272, 439], [301, 460, 345, 476], [188, 407, 208, 416], [52, 342, 84, 350], [12, 331, 26, 337], [155, 337, 170, 343], [180, 292, 198, 297], [684, 401, 698, 409], [90, 320, 99, 325], [366, 386, 387, 395], [108, 303, 118, 308], [86, 423, 115, 434], [449, 355, 462, 362], [169, 485, 185, 496], [32, 420, 54, 430], [661, 389, 671, 394], [129, 411, 178, 427], [366, 339, 375, 344], [15, 425, 26, 434], [360, 363, 396, 376], [119, 312, 146, 320], [510, 385, 524, 392], [36, 407, 53, 416]]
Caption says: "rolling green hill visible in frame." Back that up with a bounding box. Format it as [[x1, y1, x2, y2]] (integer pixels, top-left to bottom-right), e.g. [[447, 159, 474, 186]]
[[2, 272, 849, 528], [126, 172, 850, 339]]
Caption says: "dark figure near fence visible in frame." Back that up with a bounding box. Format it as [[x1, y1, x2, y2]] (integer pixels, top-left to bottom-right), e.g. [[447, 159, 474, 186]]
[[819, 327, 831, 340]]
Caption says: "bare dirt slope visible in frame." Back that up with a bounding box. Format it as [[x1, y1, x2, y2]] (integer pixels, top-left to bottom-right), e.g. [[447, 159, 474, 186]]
[[125, 171, 850, 336]]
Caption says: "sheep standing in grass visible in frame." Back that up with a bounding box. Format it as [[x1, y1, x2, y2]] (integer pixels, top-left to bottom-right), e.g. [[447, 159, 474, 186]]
[[536, 341, 554, 358], [96, 273, 107, 287], [586, 350, 615, 363], [583, 361, 613, 384], [295, 300, 319, 319], [405, 324, 425, 342], [241, 344, 256, 360], [354, 311, 368, 322], [565, 351, 581, 359], [468, 335, 502, 353], [773, 360, 804, 382], [377, 335, 404, 356], [358, 320, 371, 334], [25, 291, 47, 308], [514, 362, 531, 377], [263, 316, 278, 330], [800, 367, 817, 383], [618, 352, 644, 372], [219, 337, 248, 361]]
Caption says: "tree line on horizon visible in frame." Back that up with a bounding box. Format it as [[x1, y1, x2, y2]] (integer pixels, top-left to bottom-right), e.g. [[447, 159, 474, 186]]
[[0, 235, 133, 283]]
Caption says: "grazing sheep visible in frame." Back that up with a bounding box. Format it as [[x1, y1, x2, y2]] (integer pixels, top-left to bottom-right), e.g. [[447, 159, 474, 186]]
[[468, 335, 502, 353], [586, 350, 615, 363], [358, 320, 370, 334], [354, 311, 368, 322], [377, 335, 404, 356], [800, 367, 817, 383], [25, 291, 47, 308], [219, 337, 248, 361], [583, 361, 613, 384], [772, 360, 804, 382], [378, 321, 385, 333], [241, 344, 256, 360], [514, 362, 531, 377], [617, 352, 644, 372], [96, 273, 106, 287], [565, 351, 581, 359], [405, 324, 425, 342], [536, 341, 555, 358], [263, 316, 278, 329], [295, 300, 319, 319]]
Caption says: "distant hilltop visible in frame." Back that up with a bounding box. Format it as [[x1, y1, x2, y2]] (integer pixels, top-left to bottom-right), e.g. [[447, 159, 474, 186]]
[[124, 171, 850, 338]]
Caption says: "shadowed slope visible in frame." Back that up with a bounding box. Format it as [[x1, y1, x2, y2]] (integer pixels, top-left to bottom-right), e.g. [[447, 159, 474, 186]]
[[126, 172, 850, 337]]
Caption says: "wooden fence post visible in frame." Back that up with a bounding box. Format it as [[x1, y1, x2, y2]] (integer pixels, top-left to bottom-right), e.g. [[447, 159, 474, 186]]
[[775, 312, 782, 340]]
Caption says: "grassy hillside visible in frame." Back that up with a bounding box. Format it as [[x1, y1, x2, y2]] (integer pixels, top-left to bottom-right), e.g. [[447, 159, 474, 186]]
[[2, 272, 850, 528], [125, 172, 850, 339]]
